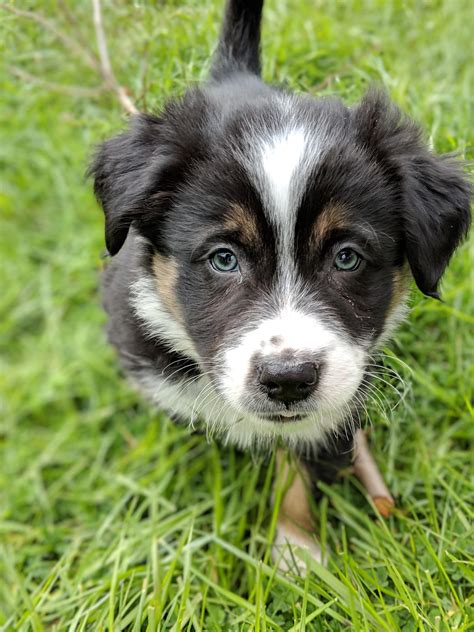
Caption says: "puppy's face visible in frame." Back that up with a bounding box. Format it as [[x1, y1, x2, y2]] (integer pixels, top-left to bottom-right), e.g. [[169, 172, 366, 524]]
[[92, 90, 470, 447]]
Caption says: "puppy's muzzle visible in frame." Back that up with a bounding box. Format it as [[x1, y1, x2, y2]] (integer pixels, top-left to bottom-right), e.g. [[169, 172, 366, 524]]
[[258, 359, 319, 404]]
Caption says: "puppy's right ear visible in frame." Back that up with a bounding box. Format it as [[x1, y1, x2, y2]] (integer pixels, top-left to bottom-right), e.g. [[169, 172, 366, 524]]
[[89, 114, 174, 255]]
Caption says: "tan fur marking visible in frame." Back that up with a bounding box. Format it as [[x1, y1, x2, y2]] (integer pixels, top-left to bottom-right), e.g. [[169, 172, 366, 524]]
[[152, 254, 183, 323], [388, 265, 410, 315], [224, 203, 261, 246], [311, 203, 348, 246], [275, 451, 314, 533]]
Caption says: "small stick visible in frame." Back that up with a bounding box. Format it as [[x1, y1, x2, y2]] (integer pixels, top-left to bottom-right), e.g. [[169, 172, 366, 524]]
[[7, 66, 105, 98], [91, 0, 138, 115], [0, 4, 99, 71], [353, 428, 394, 517], [2, 2, 138, 115]]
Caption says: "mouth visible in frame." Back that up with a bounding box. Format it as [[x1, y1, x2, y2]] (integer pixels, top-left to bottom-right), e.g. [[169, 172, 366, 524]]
[[257, 412, 306, 423]]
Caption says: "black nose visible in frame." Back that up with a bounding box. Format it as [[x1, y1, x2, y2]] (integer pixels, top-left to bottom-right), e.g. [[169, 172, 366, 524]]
[[258, 361, 318, 403]]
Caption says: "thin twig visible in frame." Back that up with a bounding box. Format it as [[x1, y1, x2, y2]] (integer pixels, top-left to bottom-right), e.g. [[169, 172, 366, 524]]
[[1, 2, 138, 115], [0, 4, 100, 72], [90, 0, 138, 115], [7, 65, 106, 98]]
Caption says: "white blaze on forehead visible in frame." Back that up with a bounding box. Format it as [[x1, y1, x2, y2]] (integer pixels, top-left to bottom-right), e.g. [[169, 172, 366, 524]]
[[250, 114, 332, 290], [260, 128, 308, 222], [257, 125, 322, 266], [234, 98, 330, 265]]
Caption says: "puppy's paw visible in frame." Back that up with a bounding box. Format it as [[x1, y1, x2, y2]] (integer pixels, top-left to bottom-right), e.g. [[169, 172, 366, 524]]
[[272, 521, 324, 575]]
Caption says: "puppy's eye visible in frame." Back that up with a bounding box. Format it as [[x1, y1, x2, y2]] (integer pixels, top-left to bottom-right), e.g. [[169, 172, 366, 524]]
[[334, 248, 362, 271], [210, 249, 239, 273]]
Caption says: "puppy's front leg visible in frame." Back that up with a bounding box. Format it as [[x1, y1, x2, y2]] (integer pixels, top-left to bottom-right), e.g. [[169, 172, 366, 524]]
[[272, 450, 322, 574]]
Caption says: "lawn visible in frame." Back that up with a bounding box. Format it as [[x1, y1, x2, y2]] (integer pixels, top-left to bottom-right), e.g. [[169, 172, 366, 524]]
[[1, 0, 472, 629]]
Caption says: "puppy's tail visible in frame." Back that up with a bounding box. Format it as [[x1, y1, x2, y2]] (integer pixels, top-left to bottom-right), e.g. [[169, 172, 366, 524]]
[[210, 0, 264, 81]]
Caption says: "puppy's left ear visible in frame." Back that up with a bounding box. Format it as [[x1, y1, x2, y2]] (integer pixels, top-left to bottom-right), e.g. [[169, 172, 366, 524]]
[[401, 153, 471, 298], [354, 91, 471, 298]]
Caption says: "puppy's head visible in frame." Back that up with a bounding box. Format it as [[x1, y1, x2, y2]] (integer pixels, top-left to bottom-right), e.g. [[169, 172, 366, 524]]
[[91, 88, 471, 448]]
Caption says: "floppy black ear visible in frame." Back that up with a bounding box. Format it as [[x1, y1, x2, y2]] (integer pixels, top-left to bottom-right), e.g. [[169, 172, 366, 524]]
[[89, 113, 174, 255], [401, 153, 471, 298], [353, 90, 471, 298]]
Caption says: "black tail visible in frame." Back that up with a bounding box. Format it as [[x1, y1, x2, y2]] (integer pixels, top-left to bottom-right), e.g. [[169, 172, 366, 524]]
[[210, 0, 264, 81]]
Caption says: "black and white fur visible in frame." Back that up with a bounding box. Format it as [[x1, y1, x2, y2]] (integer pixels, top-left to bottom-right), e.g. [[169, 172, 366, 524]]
[[90, 2, 470, 482]]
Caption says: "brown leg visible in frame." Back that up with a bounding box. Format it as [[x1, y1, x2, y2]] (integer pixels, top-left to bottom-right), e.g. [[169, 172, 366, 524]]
[[272, 450, 322, 573], [352, 428, 394, 517]]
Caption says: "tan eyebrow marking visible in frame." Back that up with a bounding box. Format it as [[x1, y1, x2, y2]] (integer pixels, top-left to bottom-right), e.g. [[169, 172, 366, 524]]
[[310, 202, 348, 247], [152, 253, 184, 323], [223, 203, 262, 247]]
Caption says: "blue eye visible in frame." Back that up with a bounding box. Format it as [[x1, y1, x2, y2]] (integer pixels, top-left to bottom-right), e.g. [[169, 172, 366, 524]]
[[210, 249, 239, 272], [334, 248, 362, 271]]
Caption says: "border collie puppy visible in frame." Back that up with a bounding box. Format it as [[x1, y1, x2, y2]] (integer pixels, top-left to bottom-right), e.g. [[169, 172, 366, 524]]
[[90, 0, 471, 569]]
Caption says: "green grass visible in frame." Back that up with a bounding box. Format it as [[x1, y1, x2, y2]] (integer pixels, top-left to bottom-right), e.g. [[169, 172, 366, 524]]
[[1, 0, 473, 629]]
